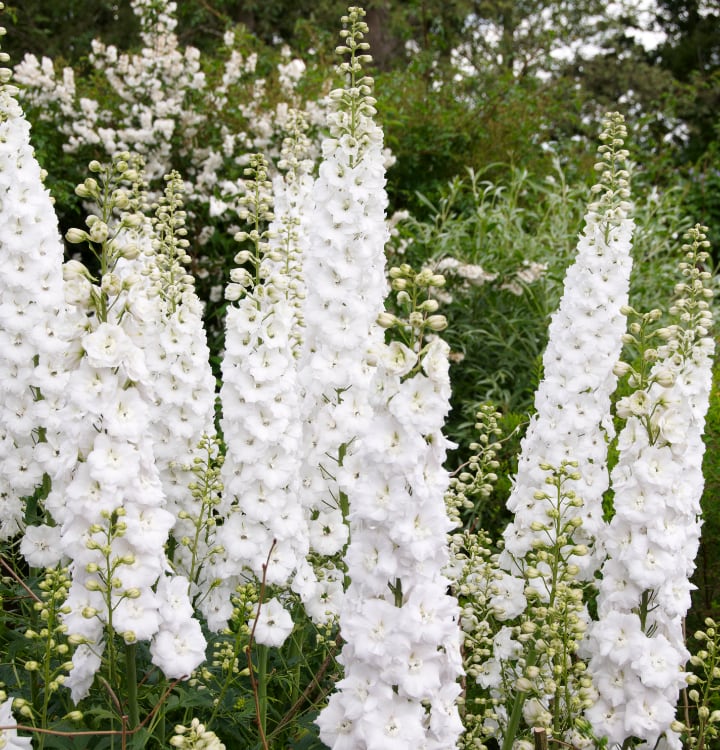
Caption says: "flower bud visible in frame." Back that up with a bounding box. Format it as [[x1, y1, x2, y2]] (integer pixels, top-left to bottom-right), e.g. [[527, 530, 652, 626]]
[[225, 283, 243, 302], [63, 259, 90, 281], [101, 273, 123, 297], [426, 315, 448, 331], [120, 243, 141, 260], [612, 361, 632, 377], [66, 227, 89, 244], [89, 221, 109, 244], [418, 299, 439, 313], [652, 369, 675, 387]]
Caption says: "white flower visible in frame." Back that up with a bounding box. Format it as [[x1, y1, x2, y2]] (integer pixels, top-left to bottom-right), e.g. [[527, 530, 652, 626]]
[[489, 572, 527, 621], [19, 524, 63, 568], [82, 322, 134, 369], [65, 643, 105, 703], [150, 619, 206, 679], [0, 698, 32, 749], [250, 597, 294, 647]]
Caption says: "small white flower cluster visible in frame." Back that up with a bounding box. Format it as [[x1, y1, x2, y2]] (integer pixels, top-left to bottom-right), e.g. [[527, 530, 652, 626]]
[[585, 225, 715, 748], [12, 0, 330, 235], [421, 255, 549, 305], [0, 43, 67, 541], [500, 112, 634, 578]]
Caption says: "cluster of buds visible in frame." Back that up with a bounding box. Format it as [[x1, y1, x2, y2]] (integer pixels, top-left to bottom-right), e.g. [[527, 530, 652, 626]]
[[379, 264, 448, 352], [673, 618, 720, 749], [226, 155, 275, 303], [170, 718, 226, 749], [64, 153, 147, 316], [590, 111, 631, 223], [331, 7, 377, 119]]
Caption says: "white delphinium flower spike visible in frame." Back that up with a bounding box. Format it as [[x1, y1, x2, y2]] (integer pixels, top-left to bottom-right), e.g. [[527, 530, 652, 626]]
[[0, 21, 68, 543], [118, 171, 218, 591], [472, 113, 634, 747], [585, 225, 715, 748], [296, 5, 389, 627], [43, 155, 206, 700], [315, 12, 462, 745], [500, 112, 634, 578], [205, 153, 306, 636], [319, 264, 464, 749]]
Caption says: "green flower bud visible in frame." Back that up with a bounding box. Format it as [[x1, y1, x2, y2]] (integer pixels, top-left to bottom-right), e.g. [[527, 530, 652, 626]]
[[66, 227, 89, 244]]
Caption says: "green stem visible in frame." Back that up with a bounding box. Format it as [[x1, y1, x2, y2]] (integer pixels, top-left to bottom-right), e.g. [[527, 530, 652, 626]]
[[288, 621, 304, 707], [502, 681, 529, 750], [125, 643, 139, 731], [257, 644, 268, 741]]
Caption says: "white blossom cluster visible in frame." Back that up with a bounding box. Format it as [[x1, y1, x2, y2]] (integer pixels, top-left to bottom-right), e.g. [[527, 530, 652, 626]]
[[461, 113, 635, 746], [585, 225, 715, 748], [292, 12, 390, 627], [116, 172, 219, 585], [500, 112, 634, 578], [204, 153, 307, 638], [12, 0, 330, 232], [0, 42, 68, 541], [30, 157, 207, 701], [318, 335, 464, 749], [310, 11, 463, 736]]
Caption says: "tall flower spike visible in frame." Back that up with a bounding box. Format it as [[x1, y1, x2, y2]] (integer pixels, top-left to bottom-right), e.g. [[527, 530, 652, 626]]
[[317, 265, 464, 749], [585, 225, 715, 748], [499, 112, 634, 579], [119, 171, 219, 589], [205, 154, 306, 635], [42, 155, 205, 701], [0, 6, 69, 542], [295, 4, 389, 626], [268, 109, 315, 353], [476, 112, 634, 746]]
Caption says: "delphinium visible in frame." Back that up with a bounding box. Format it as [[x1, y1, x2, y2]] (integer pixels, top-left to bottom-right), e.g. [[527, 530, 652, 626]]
[[0, 5, 68, 542], [6, 566, 77, 745], [458, 112, 635, 749], [116, 170, 219, 592], [294, 5, 388, 630], [41, 154, 206, 710], [453, 461, 595, 749], [207, 152, 305, 638], [585, 225, 715, 749], [317, 260, 464, 749], [499, 111, 634, 578], [445, 406, 507, 749]]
